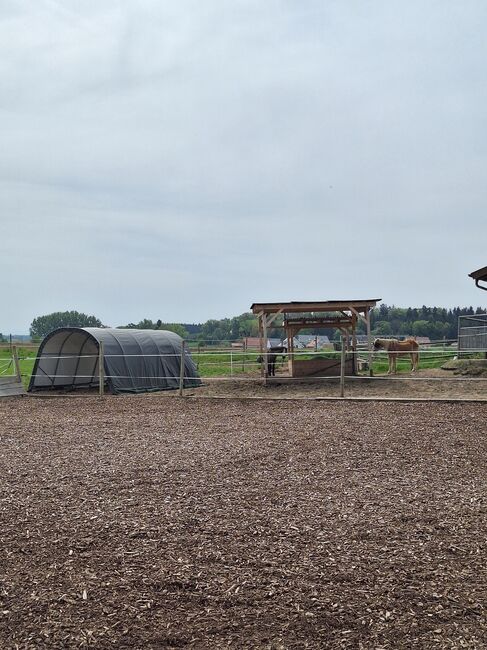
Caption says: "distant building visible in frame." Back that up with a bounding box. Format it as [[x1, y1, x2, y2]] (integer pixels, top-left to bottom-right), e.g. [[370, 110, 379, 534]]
[[242, 337, 260, 349], [354, 335, 370, 345], [242, 337, 283, 349]]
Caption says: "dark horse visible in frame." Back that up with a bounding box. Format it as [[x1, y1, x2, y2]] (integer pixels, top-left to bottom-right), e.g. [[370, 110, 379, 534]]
[[257, 346, 287, 377]]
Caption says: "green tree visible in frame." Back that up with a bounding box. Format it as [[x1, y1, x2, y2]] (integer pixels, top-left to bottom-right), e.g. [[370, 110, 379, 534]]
[[373, 321, 392, 335], [157, 323, 189, 338], [118, 319, 188, 338], [135, 319, 156, 329], [235, 314, 259, 338], [30, 311, 103, 338], [412, 320, 430, 337]]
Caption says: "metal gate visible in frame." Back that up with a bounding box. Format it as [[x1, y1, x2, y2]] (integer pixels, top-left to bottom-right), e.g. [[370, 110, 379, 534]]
[[458, 313, 487, 353]]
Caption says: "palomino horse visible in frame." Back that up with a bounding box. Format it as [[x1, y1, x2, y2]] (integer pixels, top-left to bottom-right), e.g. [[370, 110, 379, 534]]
[[373, 338, 419, 374]]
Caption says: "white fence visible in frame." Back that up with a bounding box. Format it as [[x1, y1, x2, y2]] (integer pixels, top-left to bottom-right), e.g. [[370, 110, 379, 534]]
[[3, 338, 487, 399]]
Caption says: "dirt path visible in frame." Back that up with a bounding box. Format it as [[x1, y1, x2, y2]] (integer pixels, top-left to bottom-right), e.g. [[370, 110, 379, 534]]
[[183, 368, 487, 401]]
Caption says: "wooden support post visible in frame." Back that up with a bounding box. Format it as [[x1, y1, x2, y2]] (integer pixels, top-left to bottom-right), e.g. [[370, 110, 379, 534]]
[[352, 314, 357, 375], [340, 336, 346, 398], [262, 315, 268, 386], [179, 340, 186, 397], [230, 348, 233, 377], [366, 306, 373, 377], [12, 346, 21, 382], [288, 328, 295, 376], [98, 341, 105, 397], [258, 315, 265, 379]]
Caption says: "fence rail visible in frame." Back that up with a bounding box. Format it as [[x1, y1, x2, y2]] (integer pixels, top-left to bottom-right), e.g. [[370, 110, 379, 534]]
[[3, 338, 487, 401]]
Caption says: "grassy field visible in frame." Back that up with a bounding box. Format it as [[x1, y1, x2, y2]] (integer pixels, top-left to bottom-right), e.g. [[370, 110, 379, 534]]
[[0, 346, 37, 388], [0, 344, 459, 389], [192, 347, 458, 377]]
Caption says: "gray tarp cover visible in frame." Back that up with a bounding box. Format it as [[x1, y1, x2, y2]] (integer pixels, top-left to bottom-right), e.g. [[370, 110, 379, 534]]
[[29, 327, 201, 394]]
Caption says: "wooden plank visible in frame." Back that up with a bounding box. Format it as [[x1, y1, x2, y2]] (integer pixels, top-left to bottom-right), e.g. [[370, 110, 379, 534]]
[[340, 337, 346, 397], [13, 346, 21, 382], [0, 376, 26, 397], [366, 306, 373, 377], [262, 315, 268, 385], [284, 319, 354, 328], [292, 357, 354, 377]]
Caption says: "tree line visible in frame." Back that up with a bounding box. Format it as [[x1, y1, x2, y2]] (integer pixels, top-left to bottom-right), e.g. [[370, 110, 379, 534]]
[[26, 305, 486, 342], [363, 304, 485, 340]]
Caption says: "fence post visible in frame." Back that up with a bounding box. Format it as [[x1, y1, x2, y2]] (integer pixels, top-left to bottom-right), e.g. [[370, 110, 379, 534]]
[[340, 336, 346, 398], [179, 340, 186, 397], [98, 341, 105, 397], [12, 346, 21, 383], [230, 348, 234, 377]]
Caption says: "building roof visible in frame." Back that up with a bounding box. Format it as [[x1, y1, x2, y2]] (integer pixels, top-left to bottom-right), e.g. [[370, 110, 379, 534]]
[[469, 266, 487, 288]]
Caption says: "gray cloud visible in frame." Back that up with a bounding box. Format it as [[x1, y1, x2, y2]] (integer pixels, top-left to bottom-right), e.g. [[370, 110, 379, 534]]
[[1, 0, 487, 332]]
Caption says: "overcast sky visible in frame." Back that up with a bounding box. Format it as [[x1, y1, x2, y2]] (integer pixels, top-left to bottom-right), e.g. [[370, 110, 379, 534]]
[[1, 0, 487, 332]]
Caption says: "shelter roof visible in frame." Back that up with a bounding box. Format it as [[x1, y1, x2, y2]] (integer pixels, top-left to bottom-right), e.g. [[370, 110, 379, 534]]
[[469, 266, 487, 283], [29, 327, 201, 394], [250, 299, 380, 314]]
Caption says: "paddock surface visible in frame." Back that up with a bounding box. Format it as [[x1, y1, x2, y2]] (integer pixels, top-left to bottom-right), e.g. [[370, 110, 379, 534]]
[[185, 368, 487, 401], [0, 396, 486, 649]]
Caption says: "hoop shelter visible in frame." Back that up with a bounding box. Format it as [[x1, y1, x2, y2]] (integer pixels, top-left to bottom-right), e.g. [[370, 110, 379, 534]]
[[29, 328, 201, 394]]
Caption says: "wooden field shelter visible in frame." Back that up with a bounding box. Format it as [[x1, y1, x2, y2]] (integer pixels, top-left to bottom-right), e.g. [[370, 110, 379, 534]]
[[250, 299, 381, 379]]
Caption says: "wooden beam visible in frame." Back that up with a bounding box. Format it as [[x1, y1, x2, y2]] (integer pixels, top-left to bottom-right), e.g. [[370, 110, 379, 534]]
[[284, 319, 354, 331], [352, 313, 357, 374], [12, 346, 21, 383], [262, 314, 268, 385], [349, 306, 368, 324], [265, 308, 283, 328], [366, 306, 373, 377], [251, 299, 381, 314], [258, 314, 265, 379]]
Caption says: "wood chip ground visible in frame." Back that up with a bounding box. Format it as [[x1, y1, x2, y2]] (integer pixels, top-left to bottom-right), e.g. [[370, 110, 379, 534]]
[[0, 396, 486, 648]]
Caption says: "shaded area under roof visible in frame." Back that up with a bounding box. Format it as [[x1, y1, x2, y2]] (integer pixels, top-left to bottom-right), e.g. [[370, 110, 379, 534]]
[[251, 299, 380, 379], [29, 327, 201, 394]]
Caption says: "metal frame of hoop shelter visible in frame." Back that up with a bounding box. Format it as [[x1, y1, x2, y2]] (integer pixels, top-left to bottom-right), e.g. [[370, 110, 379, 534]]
[[250, 299, 381, 380]]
